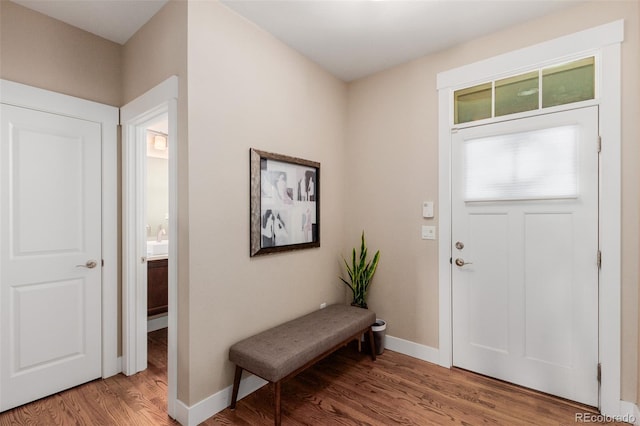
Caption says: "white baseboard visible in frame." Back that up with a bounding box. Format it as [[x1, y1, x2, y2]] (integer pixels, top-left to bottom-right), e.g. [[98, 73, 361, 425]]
[[619, 400, 639, 425], [174, 373, 268, 426], [147, 314, 168, 332], [174, 398, 189, 426], [103, 356, 122, 379], [384, 335, 440, 365], [174, 334, 439, 425], [174, 336, 636, 426]]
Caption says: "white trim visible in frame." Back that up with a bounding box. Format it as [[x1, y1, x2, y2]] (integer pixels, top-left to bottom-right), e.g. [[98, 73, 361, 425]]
[[0, 80, 118, 123], [175, 335, 437, 425], [101, 103, 119, 378], [166, 93, 179, 418], [385, 336, 440, 365], [619, 400, 639, 425], [597, 40, 622, 416], [148, 314, 168, 332], [437, 87, 453, 369], [120, 77, 179, 123], [122, 118, 150, 375], [173, 399, 190, 426], [175, 375, 268, 426], [437, 20, 623, 416], [121, 76, 179, 418], [0, 79, 120, 379]]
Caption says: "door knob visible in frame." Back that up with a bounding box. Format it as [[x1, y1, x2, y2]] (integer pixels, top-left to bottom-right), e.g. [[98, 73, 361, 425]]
[[76, 260, 98, 269], [455, 258, 472, 267]]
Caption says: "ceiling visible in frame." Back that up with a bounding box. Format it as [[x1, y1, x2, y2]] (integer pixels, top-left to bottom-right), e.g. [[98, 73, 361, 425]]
[[12, 0, 169, 45], [12, 0, 586, 82]]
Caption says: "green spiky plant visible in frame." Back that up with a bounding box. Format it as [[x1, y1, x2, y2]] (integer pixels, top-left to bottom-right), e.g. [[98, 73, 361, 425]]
[[340, 232, 380, 309]]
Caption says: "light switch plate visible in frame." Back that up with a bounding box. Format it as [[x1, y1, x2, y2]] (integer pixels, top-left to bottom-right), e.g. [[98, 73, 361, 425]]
[[422, 225, 436, 240], [422, 201, 434, 218]]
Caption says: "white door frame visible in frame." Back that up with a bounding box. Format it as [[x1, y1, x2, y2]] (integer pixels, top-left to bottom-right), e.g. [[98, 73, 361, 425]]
[[121, 76, 178, 417], [0, 79, 120, 379], [437, 21, 623, 416]]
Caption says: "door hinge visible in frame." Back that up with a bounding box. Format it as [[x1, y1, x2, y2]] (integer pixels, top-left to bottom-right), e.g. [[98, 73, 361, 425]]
[[598, 136, 602, 153], [597, 250, 602, 269], [597, 363, 602, 383]]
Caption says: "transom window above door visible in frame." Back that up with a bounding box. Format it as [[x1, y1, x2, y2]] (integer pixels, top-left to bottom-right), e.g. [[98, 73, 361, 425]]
[[454, 56, 595, 124]]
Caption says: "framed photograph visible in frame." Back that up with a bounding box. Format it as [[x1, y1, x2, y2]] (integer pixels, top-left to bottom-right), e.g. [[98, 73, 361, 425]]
[[250, 148, 320, 256]]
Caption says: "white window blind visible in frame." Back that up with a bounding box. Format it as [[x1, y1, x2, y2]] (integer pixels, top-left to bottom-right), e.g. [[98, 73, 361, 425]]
[[464, 126, 578, 201]]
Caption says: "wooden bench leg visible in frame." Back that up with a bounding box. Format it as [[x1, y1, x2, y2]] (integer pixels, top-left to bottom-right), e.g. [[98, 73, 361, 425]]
[[367, 327, 376, 361], [230, 365, 243, 409], [274, 380, 282, 426]]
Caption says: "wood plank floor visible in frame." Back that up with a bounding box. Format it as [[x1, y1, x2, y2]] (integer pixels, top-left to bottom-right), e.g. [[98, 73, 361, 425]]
[[0, 329, 625, 425], [210, 343, 623, 426], [0, 328, 178, 426]]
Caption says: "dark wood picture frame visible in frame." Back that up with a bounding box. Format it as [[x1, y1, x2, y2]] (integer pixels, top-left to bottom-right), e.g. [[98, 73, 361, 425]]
[[250, 148, 320, 256]]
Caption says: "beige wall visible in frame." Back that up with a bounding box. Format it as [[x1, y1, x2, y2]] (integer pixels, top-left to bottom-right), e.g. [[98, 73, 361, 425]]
[[346, 0, 640, 403], [186, 1, 347, 405], [122, 0, 187, 105], [121, 0, 190, 401], [0, 1, 122, 106], [346, 61, 440, 346]]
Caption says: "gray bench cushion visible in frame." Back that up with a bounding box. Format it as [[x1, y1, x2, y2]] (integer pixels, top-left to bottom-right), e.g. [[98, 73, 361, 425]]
[[229, 304, 375, 382]]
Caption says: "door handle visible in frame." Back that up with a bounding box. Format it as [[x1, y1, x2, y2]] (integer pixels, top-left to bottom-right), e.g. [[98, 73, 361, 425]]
[[455, 258, 473, 267], [76, 260, 98, 269]]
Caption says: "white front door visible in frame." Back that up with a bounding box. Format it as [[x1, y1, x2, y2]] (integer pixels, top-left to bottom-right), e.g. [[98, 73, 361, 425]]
[[0, 104, 102, 411], [452, 106, 599, 406]]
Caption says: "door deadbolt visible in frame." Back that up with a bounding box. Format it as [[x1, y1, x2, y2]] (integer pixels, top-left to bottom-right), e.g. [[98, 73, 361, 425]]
[[455, 241, 464, 250]]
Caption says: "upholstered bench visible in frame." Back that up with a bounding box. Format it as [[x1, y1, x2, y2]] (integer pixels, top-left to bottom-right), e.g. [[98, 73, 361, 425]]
[[229, 304, 376, 425]]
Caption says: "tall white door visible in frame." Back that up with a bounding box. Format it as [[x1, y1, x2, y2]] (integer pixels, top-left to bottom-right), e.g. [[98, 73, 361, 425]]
[[0, 104, 102, 411], [452, 107, 599, 406]]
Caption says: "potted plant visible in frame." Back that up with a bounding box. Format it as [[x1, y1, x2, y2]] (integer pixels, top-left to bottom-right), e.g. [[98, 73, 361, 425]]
[[340, 231, 380, 309]]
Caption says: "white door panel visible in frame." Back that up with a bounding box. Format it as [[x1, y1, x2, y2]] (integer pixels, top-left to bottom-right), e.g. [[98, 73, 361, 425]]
[[1, 104, 102, 411], [452, 107, 599, 406]]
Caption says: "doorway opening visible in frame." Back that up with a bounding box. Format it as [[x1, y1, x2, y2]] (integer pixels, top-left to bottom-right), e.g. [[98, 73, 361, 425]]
[[144, 116, 170, 386], [121, 76, 178, 418], [145, 115, 169, 334]]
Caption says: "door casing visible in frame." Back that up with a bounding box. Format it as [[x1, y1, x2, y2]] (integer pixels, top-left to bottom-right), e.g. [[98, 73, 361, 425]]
[[121, 76, 179, 418], [0, 79, 119, 380], [437, 20, 623, 416]]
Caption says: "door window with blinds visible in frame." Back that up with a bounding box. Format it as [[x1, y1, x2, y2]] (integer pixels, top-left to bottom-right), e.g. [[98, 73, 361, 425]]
[[463, 125, 578, 201]]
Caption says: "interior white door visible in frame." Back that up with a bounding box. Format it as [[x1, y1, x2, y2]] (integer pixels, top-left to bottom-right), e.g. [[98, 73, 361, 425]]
[[0, 104, 102, 411], [452, 106, 599, 406]]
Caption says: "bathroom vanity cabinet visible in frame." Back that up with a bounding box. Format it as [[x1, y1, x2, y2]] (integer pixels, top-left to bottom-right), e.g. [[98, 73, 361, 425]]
[[147, 258, 168, 316]]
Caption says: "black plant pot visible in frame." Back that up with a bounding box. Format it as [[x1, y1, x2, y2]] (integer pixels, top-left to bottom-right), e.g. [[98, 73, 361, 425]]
[[363, 319, 386, 355]]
